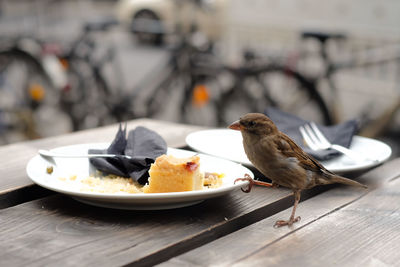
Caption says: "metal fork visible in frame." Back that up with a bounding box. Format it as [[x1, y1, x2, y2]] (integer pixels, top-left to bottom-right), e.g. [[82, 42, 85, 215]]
[[299, 122, 372, 163]]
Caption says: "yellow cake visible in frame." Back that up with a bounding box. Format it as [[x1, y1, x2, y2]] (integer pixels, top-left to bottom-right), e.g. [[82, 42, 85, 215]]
[[143, 154, 204, 193]]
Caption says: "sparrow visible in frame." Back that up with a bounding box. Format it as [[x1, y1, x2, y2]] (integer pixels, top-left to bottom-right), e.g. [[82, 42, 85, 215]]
[[229, 113, 367, 227]]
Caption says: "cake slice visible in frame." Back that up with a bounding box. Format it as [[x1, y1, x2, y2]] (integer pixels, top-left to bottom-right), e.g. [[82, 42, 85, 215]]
[[143, 154, 204, 193]]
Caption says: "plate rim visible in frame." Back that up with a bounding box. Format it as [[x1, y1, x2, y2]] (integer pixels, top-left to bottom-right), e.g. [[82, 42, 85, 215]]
[[26, 144, 253, 203], [185, 129, 392, 173]]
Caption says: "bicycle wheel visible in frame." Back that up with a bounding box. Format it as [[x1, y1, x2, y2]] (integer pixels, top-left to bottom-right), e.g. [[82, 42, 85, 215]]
[[146, 71, 186, 120], [258, 67, 332, 124], [217, 66, 332, 126], [216, 74, 260, 126], [0, 49, 72, 144], [60, 57, 117, 130]]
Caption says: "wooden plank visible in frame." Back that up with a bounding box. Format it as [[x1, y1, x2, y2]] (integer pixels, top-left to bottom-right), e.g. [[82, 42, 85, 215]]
[[1, 156, 393, 267], [2, 118, 397, 266], [158, 158, 400, 267], [233, 174, 400, 266], [0, 185, 297, 267], [0, 185, 52, 209], [0, 119, 205, 195]]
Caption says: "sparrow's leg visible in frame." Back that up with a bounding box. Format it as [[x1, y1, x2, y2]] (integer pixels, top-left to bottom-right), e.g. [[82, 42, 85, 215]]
[[234, 174, 274, 193], [274, 190, 301, 227]]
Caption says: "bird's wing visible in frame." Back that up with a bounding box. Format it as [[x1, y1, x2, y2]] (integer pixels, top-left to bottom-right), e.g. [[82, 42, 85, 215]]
[[274, 132, 329, 173]]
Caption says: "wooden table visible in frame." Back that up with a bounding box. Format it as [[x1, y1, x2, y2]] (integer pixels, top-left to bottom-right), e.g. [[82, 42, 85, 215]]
[[1, 119, 400, 267]]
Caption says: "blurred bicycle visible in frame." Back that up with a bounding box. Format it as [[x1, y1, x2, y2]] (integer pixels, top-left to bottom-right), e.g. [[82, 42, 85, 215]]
[[299, 31, 400, 137], [0, 17, 123, 144], [0, 37, 72, 144]]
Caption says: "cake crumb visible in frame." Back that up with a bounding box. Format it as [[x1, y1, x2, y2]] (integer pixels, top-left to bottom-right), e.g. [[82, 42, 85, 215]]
[[46, 166, 53, 174]]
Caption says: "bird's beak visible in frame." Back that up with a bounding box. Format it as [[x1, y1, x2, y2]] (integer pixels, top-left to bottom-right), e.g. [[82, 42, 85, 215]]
[[228, 120, 242, 131]]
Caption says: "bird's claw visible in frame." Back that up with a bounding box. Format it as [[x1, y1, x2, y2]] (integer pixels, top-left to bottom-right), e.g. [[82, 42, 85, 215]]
[[272, 183, 279, 188], [273, 216, 301, 228], [234, 174, 253, 193], [235, 174, 275, 193]]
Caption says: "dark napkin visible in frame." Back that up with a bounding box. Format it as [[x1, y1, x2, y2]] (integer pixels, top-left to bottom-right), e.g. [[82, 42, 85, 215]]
[[89, 124, 167, 185], [264, 107, 358, 161]]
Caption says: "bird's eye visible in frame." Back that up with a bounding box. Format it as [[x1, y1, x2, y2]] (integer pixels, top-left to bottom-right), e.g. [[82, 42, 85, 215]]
[[248, 121, 256, 127]]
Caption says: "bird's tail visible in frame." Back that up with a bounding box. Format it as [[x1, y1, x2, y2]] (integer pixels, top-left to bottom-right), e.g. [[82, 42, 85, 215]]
[[331, 175, 367, 188]]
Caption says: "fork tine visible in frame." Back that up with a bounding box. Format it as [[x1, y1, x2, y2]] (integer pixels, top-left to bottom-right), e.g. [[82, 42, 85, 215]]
[[299, 125, 319, 150], [309, 122, 330, 146], [304, 124, 321, 146]]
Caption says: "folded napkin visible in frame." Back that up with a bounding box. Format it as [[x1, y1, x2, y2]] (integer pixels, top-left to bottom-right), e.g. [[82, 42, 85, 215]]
[[89, 124, 167, 185], [264, 107, 358, 161]]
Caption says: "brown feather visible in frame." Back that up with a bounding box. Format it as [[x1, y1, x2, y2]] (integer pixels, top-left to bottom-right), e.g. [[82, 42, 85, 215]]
[[229, 113, 367, 227]]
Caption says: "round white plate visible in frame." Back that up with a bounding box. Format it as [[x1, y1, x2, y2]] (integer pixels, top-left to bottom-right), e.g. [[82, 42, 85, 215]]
[[26, 144, 253, 210], [186, 129, 392, 174]]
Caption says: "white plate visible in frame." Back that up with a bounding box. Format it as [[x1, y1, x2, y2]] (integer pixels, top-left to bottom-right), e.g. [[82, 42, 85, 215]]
[[26, 144, 253, 210], [186, 129, 392, 174]]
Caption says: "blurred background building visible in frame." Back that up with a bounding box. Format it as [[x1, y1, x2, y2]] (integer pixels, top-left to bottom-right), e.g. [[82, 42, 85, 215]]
[[0, 0, 399, 156]]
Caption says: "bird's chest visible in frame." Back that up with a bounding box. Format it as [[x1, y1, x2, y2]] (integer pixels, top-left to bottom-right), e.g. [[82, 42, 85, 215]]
[[243, 138, 308, 189]]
